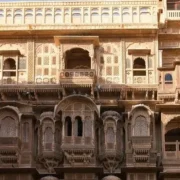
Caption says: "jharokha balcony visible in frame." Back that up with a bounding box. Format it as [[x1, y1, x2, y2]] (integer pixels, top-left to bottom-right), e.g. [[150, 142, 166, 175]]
[[60, 69, 95, 87]]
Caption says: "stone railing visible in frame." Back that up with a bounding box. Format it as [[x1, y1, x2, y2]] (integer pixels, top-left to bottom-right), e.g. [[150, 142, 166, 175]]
[[167, 10, 180, 20], [60, 69, 95, 86], [164, 141, 180, 159], [0, 2, 157, 30], [133, 76, 147, 84]]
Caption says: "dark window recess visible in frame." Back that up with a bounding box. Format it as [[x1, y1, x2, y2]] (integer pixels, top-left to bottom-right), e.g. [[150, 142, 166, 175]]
[[65, 116, 72, 136], [165, 73, 173, 84]]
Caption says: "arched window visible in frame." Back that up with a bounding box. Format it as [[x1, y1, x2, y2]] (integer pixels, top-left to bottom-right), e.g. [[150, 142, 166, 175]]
[[14, 9, 22, 24], [3, 58, 16, 77], [165, 73, 173, 84], [65, 48, 90, 69], [122, 8, 131, 23], [133, 58, 146, 69], [140, 7, 151, 23], [44, 127, 53, 143], [113, 12, 120, 23], [25, 13, 33, 24], [23, 122, 29, 142], [0, 117, 16, 137], [74, 116, 83, 137], [36, 13, 42, 24], [91, 8, 99, 23], [102, 13, 109, 23], [72, 8, 81, 23], [55, 12, 62, 24], [65, 116, 72, 136], [133, 116, 149, 136], [14, 14, 22, 24], [133, 57, 146, 76], [4, 58, 16, 70]]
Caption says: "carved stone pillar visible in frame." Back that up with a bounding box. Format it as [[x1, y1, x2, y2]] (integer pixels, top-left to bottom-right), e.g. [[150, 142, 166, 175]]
[[40, 176, 59, 180], [27, 39, 34, 83], [89, 44, 94, 69]]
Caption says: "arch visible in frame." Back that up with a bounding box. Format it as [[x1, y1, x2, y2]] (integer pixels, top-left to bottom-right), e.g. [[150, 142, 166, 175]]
[[54, 95, 99, 117], [140, 7, 151, 23], [64, 48, 91, 69], [72, 9, 81, 23], [133, 57, 146, 76], [133, 57, 146, 69], [74, 116, 83, 136], [25, 13, 33, 24], [4, 58, 16, 70], [165, 73, 173, 84], [91, 12, 99, 23], [39, 111, 54, 124], [55, 13, 62, 24], [101, 111, 121, 123], [165, 128, 180, 142], [14, 14, 22, 24], [113, 12, 120, 23], [65, 116, 72, 136], [36, 13, 43, 24], [45, 13, 52, 24], [102, 13, 109, 23]]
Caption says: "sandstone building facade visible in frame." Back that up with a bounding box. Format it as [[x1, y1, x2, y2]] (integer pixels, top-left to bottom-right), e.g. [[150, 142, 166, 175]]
[[0, 0, 178, 180]]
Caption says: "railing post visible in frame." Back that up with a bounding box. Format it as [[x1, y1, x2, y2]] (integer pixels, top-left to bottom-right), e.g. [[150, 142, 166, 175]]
[[176, 140, 178, 159]]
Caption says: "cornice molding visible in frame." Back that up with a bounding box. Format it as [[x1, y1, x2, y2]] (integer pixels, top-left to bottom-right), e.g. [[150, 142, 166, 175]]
[[0, 1, 158, 7]]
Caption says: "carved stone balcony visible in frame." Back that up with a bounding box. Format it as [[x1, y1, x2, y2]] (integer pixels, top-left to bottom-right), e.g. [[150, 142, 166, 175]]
[[0, 137, 21, 164], [60, 69, 95, 87], [62, 136, 95, 166], [167, 11, 180, 20], [39, 142, 63, 171], [126, 136, 156, 166]]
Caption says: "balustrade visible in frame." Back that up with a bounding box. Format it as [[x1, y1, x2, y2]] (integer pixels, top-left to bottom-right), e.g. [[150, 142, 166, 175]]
[[133, 76, 147, 84], [164, 141, 180, 159], [60, 69, 95, 85], [167, 11, 180, 20], [0, 4, 156, 27]]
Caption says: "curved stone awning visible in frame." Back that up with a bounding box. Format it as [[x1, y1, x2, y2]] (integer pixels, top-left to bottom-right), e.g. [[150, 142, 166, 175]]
[[102, 175, 121, 180], [128, 103, 154, 118], [54, 94, 100, 117], [40, 176, 59, 180], [0, 105, 22, 122]]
